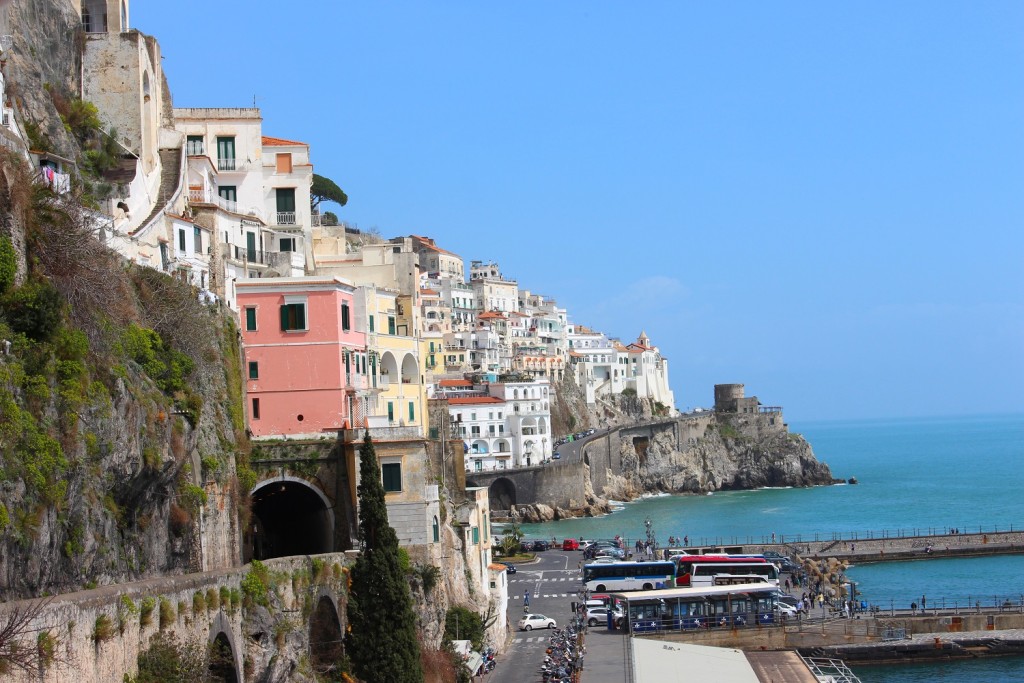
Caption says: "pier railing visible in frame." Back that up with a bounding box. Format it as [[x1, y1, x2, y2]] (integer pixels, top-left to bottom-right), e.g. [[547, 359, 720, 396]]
[[670, 523, 1018, 549]]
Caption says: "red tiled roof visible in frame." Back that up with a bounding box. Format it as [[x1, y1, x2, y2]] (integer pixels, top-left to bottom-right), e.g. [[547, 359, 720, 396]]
[[448, 396, 505, 405], [262, 135, 307, 147], [439, 379, 473, 387], [420, 288, 440, 296], [478, 311, 507, 320]]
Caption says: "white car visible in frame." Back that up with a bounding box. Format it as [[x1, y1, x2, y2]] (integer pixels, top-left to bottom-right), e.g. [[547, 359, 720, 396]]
[[775, 602, 799, 617], [586, 606, 624, 627], [588, 556, 617, 564], [517, 614, 556, 631]]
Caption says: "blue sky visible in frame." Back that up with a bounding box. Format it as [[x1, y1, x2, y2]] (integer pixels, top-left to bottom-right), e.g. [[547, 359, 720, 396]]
[[132, 2, 1024, 421]]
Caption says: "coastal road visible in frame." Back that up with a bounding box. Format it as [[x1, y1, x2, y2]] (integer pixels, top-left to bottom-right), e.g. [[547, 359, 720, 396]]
[[490, 549, 585, 683]]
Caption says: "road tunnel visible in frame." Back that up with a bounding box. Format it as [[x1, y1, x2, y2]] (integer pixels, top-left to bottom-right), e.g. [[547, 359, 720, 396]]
[[251, 479, 333, 560]]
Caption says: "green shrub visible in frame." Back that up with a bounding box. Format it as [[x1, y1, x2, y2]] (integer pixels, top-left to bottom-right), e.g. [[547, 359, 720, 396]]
[[158, 598, 175, 629], [241, 560, 270, 607], [0, 503, 8, 532], [179, 484, 207, 515], [128, 632, 208, 683], [415, 565, 441, 594], [37, 630, 56, 667], [0, 234, 15, 295], [444, 607, 484, 651], [206, 587, 219, 611], [2, 278, 63, 342], [139, 597, 156, 626], [93, 613, 114, 642], [229, 588, 241, 612]]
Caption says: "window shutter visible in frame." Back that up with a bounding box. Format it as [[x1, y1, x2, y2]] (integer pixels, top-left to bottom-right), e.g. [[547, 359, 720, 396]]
[[280, 305, 289, 330], [296, 305, 305, 330]]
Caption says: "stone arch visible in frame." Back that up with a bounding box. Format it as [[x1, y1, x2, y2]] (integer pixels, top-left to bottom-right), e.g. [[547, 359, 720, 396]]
[[309, 592, 343, 678], [400, 352, 418, 383], [488, 477, 516, 509], [380, 351, 399, 380], [208, 614, 241, 682], [250, 476, 334, 560]]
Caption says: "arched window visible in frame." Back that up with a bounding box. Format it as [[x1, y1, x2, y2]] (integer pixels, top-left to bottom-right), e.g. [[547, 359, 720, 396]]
[[432, 516, 439, 543], [81, 6, 92, 32]]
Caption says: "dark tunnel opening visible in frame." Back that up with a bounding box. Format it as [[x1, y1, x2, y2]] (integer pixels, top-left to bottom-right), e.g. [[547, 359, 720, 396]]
[[251, 481, 333, 560]]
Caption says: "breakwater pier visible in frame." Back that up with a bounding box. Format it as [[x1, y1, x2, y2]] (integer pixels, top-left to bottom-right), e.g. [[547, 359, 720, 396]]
[[672, 528, 1024, 564]]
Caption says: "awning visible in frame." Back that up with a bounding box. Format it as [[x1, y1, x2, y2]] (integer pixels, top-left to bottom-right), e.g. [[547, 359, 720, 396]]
[[464, 651, 483, 675]]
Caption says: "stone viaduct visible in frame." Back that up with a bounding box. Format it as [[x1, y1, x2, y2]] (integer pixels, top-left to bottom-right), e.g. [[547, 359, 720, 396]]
[[467, 414, 715, 512], [1, 553, 350, 682]]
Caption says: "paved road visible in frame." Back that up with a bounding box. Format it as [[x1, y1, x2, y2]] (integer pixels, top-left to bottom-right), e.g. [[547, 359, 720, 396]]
[[488, 549, 586, 683]]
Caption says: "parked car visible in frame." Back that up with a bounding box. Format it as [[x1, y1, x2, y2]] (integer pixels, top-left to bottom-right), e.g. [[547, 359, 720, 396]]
[[594, 547, 626, 560], [520, 541, 532, 553], [586, 606, 624, 627], [587, 556, 617, 564], [775, 602, 800, 617], [499, 563, 517, 574], [517, 614, 556, 631], [552, 451, 561, 459], [531, 540, 551, 551], [562, 538, 580, 551]]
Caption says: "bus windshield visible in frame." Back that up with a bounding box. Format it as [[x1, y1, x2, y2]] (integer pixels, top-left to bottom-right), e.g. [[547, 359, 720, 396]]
[[583, 561, 676, 593]]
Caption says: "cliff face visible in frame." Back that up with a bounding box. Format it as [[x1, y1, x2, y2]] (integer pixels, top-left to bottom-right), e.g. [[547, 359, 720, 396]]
[[601, 414, 834, 501]]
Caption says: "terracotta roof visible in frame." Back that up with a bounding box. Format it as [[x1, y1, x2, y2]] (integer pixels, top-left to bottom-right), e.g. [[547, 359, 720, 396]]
[[478, 311, 507, 320], [488, 563, 509, 571], [262, 135, 308, 147], [420, 288, 439, 296], [448, 396, 505, 405], [439, 379, 473, 387]]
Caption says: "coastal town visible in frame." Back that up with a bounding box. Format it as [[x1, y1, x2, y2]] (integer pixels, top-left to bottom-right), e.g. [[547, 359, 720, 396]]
[[1, 2, 1021, 683]]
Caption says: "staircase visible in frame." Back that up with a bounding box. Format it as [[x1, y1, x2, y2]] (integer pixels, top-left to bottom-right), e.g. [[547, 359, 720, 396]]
[[132, 147, 183, 236]]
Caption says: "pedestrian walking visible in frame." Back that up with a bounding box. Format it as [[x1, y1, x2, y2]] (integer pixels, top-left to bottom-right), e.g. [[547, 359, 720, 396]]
[[524, 590, 530, 608], [921, 595, 926, 610]]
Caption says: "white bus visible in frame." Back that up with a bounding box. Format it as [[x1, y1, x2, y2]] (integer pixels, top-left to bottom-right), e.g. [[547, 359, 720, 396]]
[[689, 561, 779, 588], [582, 561, 676, 592]]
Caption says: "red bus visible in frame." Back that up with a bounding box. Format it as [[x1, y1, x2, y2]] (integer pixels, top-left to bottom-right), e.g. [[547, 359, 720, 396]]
[[672, 555, 770, 587]]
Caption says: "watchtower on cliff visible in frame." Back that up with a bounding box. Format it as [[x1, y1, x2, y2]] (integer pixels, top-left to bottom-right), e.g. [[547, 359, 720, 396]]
[[714, 383, 761, 414], [72, 0, 129, 34]]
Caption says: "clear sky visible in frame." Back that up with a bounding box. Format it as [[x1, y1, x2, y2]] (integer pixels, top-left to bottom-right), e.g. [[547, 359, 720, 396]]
[[131, 1, 1024, 421]]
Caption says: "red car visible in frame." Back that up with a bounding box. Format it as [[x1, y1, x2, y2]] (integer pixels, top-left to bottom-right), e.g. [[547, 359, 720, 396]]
[[562, 538, 580, 551]]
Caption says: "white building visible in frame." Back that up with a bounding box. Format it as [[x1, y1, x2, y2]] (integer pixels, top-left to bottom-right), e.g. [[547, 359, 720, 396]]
[[470, 260, 518, 313]]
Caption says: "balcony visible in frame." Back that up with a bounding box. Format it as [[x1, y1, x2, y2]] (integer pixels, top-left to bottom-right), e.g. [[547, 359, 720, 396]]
[[187, 189, 265, 222], [275, 211, 297, 226], [220, 243, 270, 265], [217, 158, 242, 172]]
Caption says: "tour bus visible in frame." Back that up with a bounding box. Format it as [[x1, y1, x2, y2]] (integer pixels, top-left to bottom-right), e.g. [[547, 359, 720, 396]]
[[689, 561, 779, 588], [582, 561, 676, 593], [612, 583, 779, 632], [673, 555, 771, 587]]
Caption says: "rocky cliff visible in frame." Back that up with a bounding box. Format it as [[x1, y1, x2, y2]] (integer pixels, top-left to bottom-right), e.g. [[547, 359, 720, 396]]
[[514, 411, 835, 523]]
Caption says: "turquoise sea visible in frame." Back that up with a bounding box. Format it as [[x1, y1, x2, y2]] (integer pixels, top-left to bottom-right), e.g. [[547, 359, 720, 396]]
[[520, 413, 1024, 681]]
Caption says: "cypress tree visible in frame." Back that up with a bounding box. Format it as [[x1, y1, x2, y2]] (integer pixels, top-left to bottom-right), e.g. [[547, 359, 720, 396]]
[[346, 433, 424, 683]]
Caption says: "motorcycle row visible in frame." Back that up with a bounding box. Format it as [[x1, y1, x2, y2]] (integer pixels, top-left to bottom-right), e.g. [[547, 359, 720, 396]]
[[539, 616, 585, 682]]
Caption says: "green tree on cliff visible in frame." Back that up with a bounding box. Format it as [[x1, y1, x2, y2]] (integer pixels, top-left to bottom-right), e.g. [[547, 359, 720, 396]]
[[345, 433, 423, 683]]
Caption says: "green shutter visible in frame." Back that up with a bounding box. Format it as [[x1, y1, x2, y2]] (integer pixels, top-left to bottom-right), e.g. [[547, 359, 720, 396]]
[[472, 527, 479, 544], [408, 401, 415, 422], [245, 308, 257, 331], [296, 304, 305, 330], [341, 302, 350, 330], [248, 361, 258, 379], [369, 315, 375, 332], [387, 402, 394, 421], [280, 305, 289, 330]]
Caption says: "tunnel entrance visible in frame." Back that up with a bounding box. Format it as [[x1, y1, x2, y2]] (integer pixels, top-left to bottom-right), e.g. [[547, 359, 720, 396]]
[[251, 479, 333, 560], [488, 477, 516, 510], [208, 632, 239, 683], [309, 595, 344, 677]]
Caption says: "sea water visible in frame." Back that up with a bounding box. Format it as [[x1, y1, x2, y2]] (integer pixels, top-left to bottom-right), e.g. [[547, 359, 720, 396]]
[[519, 413, 1024, 680]]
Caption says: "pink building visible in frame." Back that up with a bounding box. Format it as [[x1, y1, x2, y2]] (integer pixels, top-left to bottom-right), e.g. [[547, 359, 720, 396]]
[[237, 276, 368, 438]]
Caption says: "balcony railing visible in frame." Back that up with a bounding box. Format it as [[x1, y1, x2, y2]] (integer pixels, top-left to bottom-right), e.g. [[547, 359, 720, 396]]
[[275, 211, 296, 225], [188, 189, 265, 222], [221, 244, 270, 265], [217, 158, 240, 171]]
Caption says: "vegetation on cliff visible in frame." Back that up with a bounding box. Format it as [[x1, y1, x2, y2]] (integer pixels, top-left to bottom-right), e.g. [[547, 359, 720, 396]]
[[0, 148, 246, 599]]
